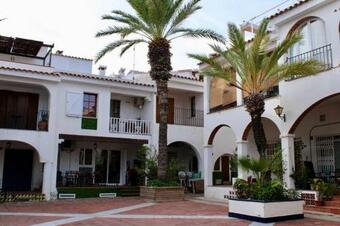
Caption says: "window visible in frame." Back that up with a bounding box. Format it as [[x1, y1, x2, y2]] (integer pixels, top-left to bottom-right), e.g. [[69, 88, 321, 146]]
[[190, 96, 196, 117], [79, 149, 93, 166], [83, 93, 97, 117], [110, 99, 121, 118], [290, 18, 326, 57]]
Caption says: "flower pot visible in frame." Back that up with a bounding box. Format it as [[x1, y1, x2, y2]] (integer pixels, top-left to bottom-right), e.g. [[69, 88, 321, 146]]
[[38, 120, 48, 131], [228, 199, 304, 223]]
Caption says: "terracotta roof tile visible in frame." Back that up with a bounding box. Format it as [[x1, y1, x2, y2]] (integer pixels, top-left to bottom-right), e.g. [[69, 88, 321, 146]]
[[0, 66, 154, 87], [0, 66, 59, 76], [267, 0, 312, 20], [59, 71, 154, 87]]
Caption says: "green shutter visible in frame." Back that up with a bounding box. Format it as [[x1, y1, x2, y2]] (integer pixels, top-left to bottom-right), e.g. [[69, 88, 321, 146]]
[[81, 118, 97, 130]]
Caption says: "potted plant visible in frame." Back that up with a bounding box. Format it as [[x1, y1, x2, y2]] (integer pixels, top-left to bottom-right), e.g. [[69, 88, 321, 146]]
[[310, 178, 336, 206], [136, 146, 184, 202], [38, 111, 48, 131], [229, 152, 304, 223]]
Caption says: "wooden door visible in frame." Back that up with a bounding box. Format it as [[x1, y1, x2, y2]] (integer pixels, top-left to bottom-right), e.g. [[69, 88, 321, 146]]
[[0, 90, 38, 129], [2, 149, 33, 191], [221, 156, 230, 183], [156, 97, 174, 124]]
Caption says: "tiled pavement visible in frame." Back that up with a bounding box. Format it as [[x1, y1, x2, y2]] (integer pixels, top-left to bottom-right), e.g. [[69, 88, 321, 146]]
[[0, 197, 339, 226]]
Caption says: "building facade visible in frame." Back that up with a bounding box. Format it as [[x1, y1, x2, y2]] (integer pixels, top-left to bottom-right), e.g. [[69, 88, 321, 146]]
[[0, 38, 204, 199], [201, 0, 340, 200]]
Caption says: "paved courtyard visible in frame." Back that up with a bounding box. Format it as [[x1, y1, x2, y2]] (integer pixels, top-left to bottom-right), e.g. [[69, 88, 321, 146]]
[[0, 197, 339, 226]]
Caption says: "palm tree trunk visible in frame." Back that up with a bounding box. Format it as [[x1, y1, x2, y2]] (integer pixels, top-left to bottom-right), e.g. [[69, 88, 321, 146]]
[[148, 38, 172, 180], [244, 93, 267, 159]]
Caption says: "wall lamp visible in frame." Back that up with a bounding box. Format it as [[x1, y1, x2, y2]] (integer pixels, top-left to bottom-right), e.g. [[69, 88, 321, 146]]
[[274, 105, 286, 122]]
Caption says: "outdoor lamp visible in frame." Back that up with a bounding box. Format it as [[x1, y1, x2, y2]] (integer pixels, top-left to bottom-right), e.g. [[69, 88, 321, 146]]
[[274, 105, 286, 122]]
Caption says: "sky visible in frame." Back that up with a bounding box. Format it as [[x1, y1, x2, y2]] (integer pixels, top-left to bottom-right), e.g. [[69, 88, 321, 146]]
[[0, 0, 298, 75]]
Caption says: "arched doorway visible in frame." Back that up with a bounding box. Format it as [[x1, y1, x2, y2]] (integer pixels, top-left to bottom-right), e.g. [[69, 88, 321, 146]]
[[289, 93, 340, 185], [167, 142, 199, 173], [242, 118, 281, 159], [208, 125, 237, 185], [0, 141, 42, 192]]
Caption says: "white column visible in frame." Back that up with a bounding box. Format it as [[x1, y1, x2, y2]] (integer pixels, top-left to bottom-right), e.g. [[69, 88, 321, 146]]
[[203, 76, 211, 114], [42, 162, 53, 200], [121, 150, 127, 185], [237, 140, 249, 180], [281, 134, 295, 189], [236, 73, 243, 106], [203, 145, 214, 197]]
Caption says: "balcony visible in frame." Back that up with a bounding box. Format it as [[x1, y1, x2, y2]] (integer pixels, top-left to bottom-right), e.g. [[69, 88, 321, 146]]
[[0, 109, 49, 131], [173, 108, 204, 127], [109, 118, 151, 135], [286, 44, 333, 79]]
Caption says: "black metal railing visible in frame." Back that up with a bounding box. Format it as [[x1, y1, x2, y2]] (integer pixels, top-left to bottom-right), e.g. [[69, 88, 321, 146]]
[[286, 44, 333, 79], [264, 85, 279, 99], [174, 108, 204, 127]]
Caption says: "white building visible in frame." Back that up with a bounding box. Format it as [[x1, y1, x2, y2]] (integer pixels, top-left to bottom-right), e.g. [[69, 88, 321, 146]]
[[0, 37, 204, 199], [201, 0, 340, 200]]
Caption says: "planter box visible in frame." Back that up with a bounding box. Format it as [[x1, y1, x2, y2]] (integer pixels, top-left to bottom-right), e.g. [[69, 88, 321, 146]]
[[228, 199, 304, 223], [140, 186, 184, 202]]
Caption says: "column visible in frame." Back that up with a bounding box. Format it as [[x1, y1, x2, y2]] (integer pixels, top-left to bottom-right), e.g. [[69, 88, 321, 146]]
[[203, 145, 214, 196], [42, 162, 56, 200], [237, 140, 248, 180], [236, 73, 243, 106], [281, 134, 295, 189]]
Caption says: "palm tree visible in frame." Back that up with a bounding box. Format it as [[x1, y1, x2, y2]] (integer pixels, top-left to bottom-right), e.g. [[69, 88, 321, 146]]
[[190, 19, 321, 159], [95, 0, 224, 179]]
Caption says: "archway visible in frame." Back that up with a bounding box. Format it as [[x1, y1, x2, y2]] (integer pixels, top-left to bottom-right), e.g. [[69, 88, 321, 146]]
[[167, 141, 199, 173], [0, 140, 43, 192], [208, 124, 237, 185], [242, 118, 281, 159], [288, 93, 340, 184]]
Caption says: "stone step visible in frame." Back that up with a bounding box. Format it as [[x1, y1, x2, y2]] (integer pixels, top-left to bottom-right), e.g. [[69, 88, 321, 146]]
[[324, 200, 340, 206], [305, 206, 340, 215]]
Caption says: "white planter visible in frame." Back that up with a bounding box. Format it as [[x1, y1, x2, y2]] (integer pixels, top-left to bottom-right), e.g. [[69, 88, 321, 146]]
[[228, 199, 304, 223]]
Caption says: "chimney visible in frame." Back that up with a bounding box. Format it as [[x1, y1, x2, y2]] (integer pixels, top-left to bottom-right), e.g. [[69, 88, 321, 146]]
[[98, 65, 107, 76]]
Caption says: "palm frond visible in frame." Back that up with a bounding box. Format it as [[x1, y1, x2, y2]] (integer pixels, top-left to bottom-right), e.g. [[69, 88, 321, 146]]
[[95, 40, 136, 62], [95, 26, 135, 38], [166, 0, 201, 37], [170, 28, 225, 43], [119, 39, 146, 57]]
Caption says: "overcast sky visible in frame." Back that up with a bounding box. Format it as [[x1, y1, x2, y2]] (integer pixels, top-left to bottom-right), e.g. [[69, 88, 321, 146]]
[[0, 0, 297, 75]]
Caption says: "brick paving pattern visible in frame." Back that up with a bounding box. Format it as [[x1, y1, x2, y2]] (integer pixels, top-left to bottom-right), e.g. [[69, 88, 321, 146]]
[[123, 200, 227, 215], [0, 198, 338, 226], [0, 197, 144, 213], [0, 216, 64, 226], [62, 218, 249, 226]]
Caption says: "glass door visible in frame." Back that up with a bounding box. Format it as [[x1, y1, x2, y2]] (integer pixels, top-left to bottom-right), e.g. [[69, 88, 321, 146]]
[[108, 151, 121, 184], [95, 150, 121, 184]]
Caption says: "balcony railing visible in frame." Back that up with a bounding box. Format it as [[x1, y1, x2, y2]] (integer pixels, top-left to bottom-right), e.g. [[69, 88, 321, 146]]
[[109, 118, 151, 135], [174, 108, 204, 127], [286, 44, 333, 79]]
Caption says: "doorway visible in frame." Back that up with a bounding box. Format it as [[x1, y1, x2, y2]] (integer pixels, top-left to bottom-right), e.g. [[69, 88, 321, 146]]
[[2, 149, 33, 191], [95, 150, 121, 184]]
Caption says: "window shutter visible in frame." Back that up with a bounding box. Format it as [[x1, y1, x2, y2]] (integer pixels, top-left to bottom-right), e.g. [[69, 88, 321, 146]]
[[66, 92, 83, 117]]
